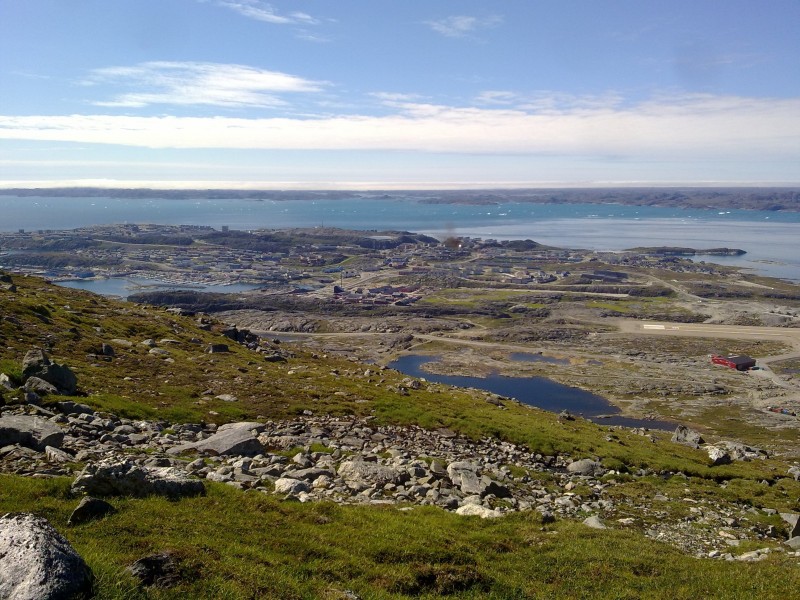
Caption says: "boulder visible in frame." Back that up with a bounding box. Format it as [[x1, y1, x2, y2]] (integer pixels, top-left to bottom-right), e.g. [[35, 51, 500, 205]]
[[583, 515, 607, 529], [71, 459, 205, 498], [23, 376, 59, 396], [0, 414, 64, 451], [206, 344, 229, 353], [338, 457, 407, 486], [789, 466, 800, 481], [706, 446, 732, 466], [672, 425, 704, 448], [780, 513, 800, 539], [566, 459, 606, 477], [0, 513, 93, 600], [274, 478, 310, 495], [68, 496, 116, 526], [168, 422, 265, 457], [455, 504, 502, 518], [21, 349, 77, 395], [0, 373, 15, 390]]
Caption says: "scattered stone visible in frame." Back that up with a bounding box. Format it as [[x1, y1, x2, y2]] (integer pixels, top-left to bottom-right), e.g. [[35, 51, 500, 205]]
[[0, 513, 94, 600], [68, 496, 116, 525], [215, 394, 238, 402]]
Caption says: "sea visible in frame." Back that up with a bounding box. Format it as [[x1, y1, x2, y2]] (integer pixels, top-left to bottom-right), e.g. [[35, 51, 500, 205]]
[[2, 195, 799, 281]]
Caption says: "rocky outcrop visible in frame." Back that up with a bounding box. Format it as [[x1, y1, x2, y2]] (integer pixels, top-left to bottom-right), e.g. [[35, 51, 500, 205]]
[[0, 513, 93, 600], [71, 459, 205, 499]]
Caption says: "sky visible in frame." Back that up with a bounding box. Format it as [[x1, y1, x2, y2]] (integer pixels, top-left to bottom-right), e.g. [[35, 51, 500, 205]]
[[0, 0, 799, 189]]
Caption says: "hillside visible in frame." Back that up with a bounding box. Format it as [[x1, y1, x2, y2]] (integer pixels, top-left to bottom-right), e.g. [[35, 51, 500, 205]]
[[2, 271, 800, 599]]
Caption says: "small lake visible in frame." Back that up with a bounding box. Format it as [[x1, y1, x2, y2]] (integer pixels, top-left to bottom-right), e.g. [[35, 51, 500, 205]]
[[58, 277, 262, 299], [389, 354, 673, 430]]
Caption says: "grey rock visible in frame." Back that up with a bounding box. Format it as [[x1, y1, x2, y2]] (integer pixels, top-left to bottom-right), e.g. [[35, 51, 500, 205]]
[[671, 425, 704, 448], [23, 376, 59, 395], [338, 457, 407, 485], [785, 536, 800, 550], [566, 459, 606, 477], [583, 515, 607, 529], [0, 414, 64, 451], [71, 459, 205, 498], [45, 446, 73, 463], [788, 466, 800, 481], [126, 552, 180, 588], [0, 512, 93, 600], [274, 478, 310, 494], [206, 343, 229, 353], [455, 504, 501, 518], [68, 496, 116, 525], [706, 446, 732, 466], [0, 373, 15, 390], [780, 513, 800, 538], [21, 349, 77, 395], [168, 422, 265, 457]]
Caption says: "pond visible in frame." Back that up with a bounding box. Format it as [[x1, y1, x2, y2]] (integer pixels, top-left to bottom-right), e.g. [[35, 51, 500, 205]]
[[388, 354, 673, 431]]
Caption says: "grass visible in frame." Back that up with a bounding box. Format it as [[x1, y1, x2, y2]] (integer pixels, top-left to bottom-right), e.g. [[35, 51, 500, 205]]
[[4, 272, 800, 596], [2, 476, 800, 599]]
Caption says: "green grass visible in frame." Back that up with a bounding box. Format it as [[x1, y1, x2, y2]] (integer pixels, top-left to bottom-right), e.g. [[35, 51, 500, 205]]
[[2, 476, 800, 599]]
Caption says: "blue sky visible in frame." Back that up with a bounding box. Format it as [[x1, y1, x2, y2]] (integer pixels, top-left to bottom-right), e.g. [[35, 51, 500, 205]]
[[0, 0, 798, 189]]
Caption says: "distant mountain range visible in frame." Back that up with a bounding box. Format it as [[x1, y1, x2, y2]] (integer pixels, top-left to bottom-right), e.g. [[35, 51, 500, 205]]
[[1, 186, 799, 212]]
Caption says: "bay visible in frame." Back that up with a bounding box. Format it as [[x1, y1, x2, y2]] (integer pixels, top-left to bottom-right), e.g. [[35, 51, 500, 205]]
[[2, 195, 799, 280]]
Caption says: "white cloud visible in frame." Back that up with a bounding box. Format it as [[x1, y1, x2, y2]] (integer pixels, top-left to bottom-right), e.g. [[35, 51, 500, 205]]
[[84, 62, 326, 108], [425, 15, 503, 38], [212, 1, 318, 25], [0, 95, 798, 162]]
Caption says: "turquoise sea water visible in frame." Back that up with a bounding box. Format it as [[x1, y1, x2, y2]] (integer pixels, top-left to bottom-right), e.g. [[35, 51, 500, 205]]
[[2, 195, 799, 280]]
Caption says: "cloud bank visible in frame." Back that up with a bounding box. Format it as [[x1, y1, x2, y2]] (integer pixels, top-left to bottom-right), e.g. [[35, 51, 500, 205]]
[[1, 95, 798, 161]]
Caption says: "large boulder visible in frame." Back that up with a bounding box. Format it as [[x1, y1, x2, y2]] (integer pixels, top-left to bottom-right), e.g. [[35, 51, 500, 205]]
[[446, 461, 510, 497], [780, 513, 800, 539], [0, 414, 64, 451], [71, 459, 205, 499], [338, 457, 408, 486], [706, 446, 732, 466], [0, 512, 94, 600], [21, 349, 77, 395], [672, 425, 704, 448], [566, 459, 606, 477], [167, 422, 266, 457]]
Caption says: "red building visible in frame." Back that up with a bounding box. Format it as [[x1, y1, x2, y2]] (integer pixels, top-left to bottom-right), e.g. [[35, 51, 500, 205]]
[[711, 354, 756, 371]]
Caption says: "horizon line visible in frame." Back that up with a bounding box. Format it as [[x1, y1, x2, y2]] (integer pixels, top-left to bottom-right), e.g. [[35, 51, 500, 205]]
[[1, 179, 800, 191]]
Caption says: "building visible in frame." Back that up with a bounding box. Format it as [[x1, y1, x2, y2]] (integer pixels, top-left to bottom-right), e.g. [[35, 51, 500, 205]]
[[711, 354, 756, 371]]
